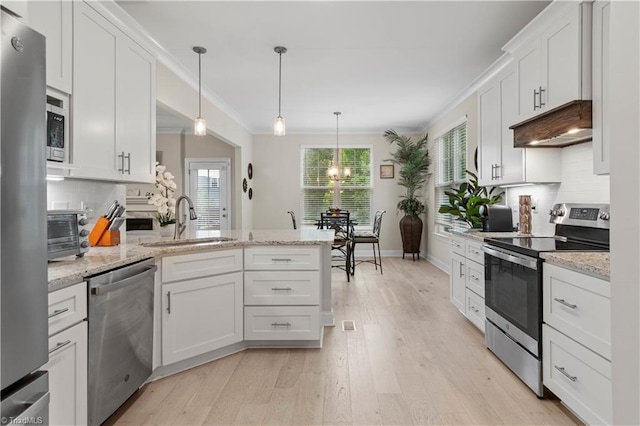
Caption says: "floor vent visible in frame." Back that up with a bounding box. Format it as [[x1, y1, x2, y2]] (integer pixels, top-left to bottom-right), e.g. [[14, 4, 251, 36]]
[[342, 320, 357, 332]]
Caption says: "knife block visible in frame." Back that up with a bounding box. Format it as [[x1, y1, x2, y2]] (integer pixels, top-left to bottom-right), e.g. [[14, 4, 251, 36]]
[[89, 217, 121, 246]]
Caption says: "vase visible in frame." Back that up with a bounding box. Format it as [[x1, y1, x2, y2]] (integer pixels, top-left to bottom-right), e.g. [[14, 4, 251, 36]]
[[159, 224, 175, 237], [399, 215, 423, 261]]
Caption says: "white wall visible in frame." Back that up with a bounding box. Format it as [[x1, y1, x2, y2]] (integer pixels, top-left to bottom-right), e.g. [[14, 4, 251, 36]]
[[252, 133, 411, 253], [425, 93, 479, 271], [156, 63, 252, 229], [609, 1, 640, 423]]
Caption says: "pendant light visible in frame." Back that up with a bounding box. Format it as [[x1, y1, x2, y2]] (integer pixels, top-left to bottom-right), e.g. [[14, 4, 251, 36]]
[[193, 46, 207, 136], [273, 46, 287, 136], [328, 112, 351, 181]]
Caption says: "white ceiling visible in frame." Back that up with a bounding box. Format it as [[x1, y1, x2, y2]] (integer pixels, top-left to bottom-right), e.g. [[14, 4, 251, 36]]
[[117, 1, 550, 135]]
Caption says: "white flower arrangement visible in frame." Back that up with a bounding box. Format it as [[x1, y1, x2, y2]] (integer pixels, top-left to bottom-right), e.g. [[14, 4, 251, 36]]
[[148, 163, 177, 226]]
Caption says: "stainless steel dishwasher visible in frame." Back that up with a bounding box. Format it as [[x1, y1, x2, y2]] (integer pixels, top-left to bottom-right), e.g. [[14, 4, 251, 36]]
[[86, 258, 157, 426]]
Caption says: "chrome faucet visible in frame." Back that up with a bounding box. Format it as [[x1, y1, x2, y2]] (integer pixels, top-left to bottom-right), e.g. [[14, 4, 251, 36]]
[[173, 195, 198, 239]]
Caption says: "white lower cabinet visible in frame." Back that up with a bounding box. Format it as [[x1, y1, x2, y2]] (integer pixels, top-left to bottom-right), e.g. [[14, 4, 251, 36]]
[[244, 246, 321, 341], [244, 306, 320, 341], [543, 263, 612, 425], [450, 235, 486, 332], [161, 267, 243, 366], [46, 282, 88, 426]]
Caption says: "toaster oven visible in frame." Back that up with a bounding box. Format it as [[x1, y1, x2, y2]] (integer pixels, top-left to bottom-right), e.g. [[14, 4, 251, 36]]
[[47, 210, 90, 260]]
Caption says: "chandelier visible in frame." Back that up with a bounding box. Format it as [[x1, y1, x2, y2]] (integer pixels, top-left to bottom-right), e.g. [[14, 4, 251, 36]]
[[327, 112, 350, 181]]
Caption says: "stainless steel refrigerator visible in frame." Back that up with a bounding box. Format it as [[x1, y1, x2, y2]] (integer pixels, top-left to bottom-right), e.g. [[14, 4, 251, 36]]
[[1, 7, 50, 424]]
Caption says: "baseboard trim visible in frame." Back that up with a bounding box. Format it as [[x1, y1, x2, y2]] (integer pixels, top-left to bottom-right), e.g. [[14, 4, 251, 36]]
[[425, 254, 449, 274]]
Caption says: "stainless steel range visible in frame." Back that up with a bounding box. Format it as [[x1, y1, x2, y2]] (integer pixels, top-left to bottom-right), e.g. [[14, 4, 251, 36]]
[[482, 203, 610, 396]]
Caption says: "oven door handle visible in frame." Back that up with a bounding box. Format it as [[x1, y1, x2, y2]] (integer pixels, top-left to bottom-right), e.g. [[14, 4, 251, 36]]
[[482, 245, 538, 270]]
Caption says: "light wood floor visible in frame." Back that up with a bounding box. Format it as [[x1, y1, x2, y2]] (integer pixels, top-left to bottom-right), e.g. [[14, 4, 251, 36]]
[[108, 257, 581, 425]]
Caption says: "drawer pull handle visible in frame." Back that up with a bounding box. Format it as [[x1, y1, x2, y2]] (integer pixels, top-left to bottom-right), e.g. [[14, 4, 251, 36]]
[[554, 365, 577, 382], [272, 258, 292, 262], [272, 287, 292, 291], [48, 308, 69, 319], [167, 291, 171, 315], [271, 322, 292, 327], [49, 340, 72, 354], [554, 298, 577, 309]]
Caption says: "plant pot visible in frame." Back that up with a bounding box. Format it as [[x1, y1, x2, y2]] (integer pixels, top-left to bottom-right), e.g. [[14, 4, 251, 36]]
[[159, 223, 175, 238], [399, 214, 423, 260]]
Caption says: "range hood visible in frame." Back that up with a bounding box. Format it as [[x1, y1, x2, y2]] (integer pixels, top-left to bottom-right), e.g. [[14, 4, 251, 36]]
[[510, 100, 592, 148]]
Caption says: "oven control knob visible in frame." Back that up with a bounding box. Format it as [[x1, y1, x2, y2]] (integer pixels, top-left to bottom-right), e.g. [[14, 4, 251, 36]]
[[79, 229, 89, 237], [599, 211, 610, 221], [80, 241, 90, 248], [557, 210, 565, 217], [78, 218, 88, 226]]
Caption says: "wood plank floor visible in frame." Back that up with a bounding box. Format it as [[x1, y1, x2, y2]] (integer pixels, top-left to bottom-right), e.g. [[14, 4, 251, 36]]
[[107, 257, 581, 425]]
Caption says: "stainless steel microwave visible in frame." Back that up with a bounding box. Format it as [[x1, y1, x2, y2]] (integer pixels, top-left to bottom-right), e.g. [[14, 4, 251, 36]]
[[47, 210, 90, 260], [46, 96, 67, 162]]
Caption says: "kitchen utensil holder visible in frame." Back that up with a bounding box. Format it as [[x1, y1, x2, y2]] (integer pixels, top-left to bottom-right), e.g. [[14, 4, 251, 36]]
[[89, 217, 121, 246]]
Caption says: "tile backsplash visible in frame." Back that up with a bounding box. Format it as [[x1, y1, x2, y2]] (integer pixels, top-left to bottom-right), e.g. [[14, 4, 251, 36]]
[[47, 179, 125, 224], [505, 142, 610, 236]]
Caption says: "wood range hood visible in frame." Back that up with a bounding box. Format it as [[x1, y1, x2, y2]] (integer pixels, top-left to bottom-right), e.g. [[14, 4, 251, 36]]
[[510, 100, 592, 148]]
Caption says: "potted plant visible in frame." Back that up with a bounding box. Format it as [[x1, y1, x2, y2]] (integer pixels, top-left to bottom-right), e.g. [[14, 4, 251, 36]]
[[437, 170, 503, 229], [148, 163, 177, 236], [384, 129, 430, 259]]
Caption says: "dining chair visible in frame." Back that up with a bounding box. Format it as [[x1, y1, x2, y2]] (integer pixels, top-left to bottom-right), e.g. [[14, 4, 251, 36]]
[[351, 210, 386, 275], [319, 211, 352, 282], [287, 210, 297, 230]]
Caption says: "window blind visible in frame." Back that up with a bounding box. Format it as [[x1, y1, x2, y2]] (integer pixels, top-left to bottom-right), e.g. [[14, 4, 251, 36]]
[[301, 147, 372, 226], [194, 169, 221, 230], [434, 121, 467, 232]]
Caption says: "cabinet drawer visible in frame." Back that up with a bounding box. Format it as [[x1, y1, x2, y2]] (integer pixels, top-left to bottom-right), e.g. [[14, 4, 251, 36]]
[[543, 325, 612, 425], [44, 321, 88, 426], [48, 282, 87, 336], [244, 247, 319, 270], [244, 306, 320, 341], [465, 289, 485, 333], [465, 240, 485, 265], [244, 271, 320, 306], [465, 260, 485, 298], [543, 263, 611, 359], [162, 249, 242, 283], [451, 235, 466, 256]]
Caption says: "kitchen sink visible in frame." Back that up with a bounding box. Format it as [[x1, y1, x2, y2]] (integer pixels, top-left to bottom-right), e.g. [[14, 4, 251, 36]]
[[141, 237, 236, 247]]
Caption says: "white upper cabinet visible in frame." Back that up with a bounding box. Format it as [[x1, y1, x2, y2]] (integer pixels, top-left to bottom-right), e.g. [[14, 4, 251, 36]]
[[477, 60, 561, 186], [592, 0, 610, 175], [70, 1, 156, 183], [505, 1, 592, 123], [71, 2, 118, 180], [27, 1, 73, 94], [115, 37, 156, 183]]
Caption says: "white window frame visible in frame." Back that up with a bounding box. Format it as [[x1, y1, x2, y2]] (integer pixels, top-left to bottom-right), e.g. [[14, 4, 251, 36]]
[[184, 157, 231, 232], [433, 117, 468, 237], [300, 144, 374, 228]]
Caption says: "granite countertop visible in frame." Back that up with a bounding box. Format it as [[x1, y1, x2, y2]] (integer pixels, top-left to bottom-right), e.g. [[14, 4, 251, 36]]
[[48, 229, 334, 292], [541, 252, 610, 281]]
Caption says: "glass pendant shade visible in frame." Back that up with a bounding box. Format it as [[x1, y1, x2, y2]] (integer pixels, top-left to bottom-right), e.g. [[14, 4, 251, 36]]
[[343, 167, 351, 178], [194, 117, 207, 136], [274, 115, 286, 136], [193, 46, 207, 136]]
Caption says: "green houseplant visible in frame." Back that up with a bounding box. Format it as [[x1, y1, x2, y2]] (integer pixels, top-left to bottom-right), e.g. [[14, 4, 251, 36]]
[[384, 129, 430, 259], [438, 170, 503, 228]]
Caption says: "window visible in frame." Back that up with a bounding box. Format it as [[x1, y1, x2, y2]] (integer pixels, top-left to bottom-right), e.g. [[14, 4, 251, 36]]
[[301, 147, 372, 226], [434, 120, 467, 234]]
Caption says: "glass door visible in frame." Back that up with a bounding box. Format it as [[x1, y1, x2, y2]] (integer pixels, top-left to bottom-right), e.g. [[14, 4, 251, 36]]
[[185, 159, 230, 231]]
